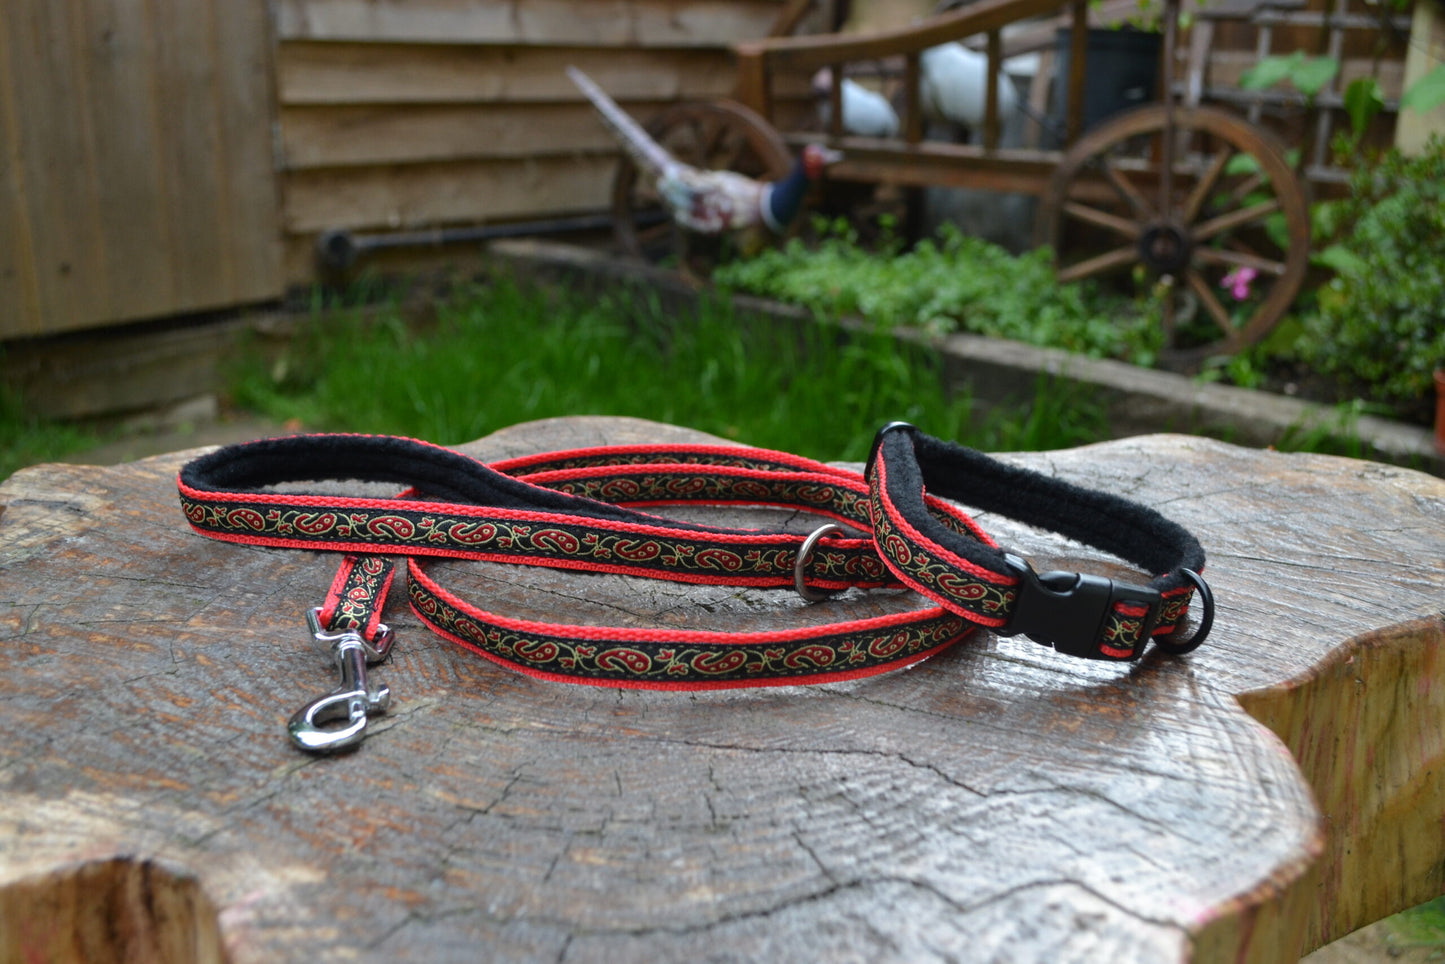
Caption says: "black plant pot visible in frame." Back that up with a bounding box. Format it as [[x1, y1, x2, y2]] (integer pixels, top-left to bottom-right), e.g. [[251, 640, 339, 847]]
[[1046, 27, 1162, 147]]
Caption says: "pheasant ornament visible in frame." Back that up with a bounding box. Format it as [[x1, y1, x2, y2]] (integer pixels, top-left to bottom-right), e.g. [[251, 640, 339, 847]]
[[568, 67, 840, 237]]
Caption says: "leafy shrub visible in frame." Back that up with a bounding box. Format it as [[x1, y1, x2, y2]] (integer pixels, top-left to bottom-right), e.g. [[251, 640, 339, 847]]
[[1298, 139, 1445, 408], [714, 221, 1159, 364]]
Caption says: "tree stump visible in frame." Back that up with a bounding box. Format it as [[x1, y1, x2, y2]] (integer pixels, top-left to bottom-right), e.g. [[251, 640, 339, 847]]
[[1, 416, 1442, 963]]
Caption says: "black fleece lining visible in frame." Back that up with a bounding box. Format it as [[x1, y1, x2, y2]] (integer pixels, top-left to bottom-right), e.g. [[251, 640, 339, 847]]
[[185, 432, 1205, 593], [881, 431, 1205, 584], [180, 435, 740, 535]]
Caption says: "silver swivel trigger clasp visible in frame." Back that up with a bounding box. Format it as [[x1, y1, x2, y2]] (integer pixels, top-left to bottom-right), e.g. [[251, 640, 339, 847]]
[[287, 607, 396, 753]]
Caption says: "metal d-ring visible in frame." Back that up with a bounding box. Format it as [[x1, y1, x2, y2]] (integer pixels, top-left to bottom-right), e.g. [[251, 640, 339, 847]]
[[1152, 568, 1215, 655], [794, 523, 846, 603]]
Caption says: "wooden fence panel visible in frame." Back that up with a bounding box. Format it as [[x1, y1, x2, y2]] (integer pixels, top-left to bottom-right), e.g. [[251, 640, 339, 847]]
[[285, 156, 618, 233], [274, 0, 792, 45], [1, 0, 827, 310], [276, 43, 753, 105], [0, 0, 280, 339], [281, 103, 653, 168], [1, 1, 111, 334], [75, 0, 173, 322], [273, 0, 822, 283]]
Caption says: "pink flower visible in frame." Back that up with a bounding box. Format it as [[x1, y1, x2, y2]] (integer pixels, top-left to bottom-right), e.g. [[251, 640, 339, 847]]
[[1221, 266, 1258, 301]]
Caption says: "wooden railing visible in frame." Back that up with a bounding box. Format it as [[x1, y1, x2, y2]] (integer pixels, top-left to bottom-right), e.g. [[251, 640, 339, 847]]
[[734, 0, 1094, 152]]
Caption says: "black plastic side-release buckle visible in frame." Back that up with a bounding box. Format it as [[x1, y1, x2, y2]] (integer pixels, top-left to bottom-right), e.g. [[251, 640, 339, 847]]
[[998, 554, 1161, 660]]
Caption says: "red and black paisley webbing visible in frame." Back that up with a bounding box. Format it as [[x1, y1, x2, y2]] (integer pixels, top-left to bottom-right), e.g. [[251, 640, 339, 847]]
[[177, 428, 1208, 689]]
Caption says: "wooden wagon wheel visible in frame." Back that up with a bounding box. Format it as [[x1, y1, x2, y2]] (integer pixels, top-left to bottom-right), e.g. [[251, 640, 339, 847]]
[[611, 99, 794, 274], [1037, 105, 1311, 369]]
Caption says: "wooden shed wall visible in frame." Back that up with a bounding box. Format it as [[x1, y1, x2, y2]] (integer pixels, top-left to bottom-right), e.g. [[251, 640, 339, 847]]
[[273, 0, 821, 284], [0, 0, 282, 340], [1, 0, 822, 340]]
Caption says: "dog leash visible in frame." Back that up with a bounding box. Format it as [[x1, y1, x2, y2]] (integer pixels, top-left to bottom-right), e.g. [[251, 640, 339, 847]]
[[177, 423, 1212, 753]]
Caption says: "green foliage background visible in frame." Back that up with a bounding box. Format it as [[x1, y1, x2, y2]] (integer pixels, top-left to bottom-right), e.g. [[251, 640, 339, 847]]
[[1300, 140, 1445, 406], [716, 222, 1162, 365], [231, 278, 1106, 464]]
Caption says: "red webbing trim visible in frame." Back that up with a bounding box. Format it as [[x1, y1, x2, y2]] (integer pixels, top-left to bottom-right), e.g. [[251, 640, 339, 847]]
[[869, 454, 1015, 629], [178, 481, 896, 590], [320, 555, 395, 640], [178, 437, 992, 687], [405, 559, 970, 689], [489, 443, 850, 477], [177, 433, 1206, 684]]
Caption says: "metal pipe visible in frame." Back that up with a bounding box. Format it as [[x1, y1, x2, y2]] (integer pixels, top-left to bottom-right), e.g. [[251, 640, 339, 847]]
[[314, 212, 663, 273]]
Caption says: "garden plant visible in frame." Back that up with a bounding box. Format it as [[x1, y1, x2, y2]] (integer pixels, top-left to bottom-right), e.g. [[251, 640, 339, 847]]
[[715, 132, 1445, 431]]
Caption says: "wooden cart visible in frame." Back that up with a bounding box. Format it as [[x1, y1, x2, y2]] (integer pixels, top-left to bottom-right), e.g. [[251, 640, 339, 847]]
[[609, 0, 1324, 368]]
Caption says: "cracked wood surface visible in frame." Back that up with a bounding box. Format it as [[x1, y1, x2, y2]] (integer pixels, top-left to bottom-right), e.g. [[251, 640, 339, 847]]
[[1, 416, 1442, 963]]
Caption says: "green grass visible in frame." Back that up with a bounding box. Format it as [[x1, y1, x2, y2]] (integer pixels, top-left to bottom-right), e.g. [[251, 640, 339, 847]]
[[230, 277, 1108, 460], [1388, 896, 1445, 950], [1275, 399, 1377, 460], [0, 383, 97, 482]]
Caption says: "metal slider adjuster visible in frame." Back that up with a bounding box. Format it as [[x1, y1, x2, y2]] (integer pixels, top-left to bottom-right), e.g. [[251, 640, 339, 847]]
[[997, 554, 1162, 660]]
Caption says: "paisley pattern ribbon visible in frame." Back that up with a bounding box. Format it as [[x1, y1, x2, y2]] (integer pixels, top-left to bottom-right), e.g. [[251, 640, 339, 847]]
[[177, 428, 1208, 689]]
